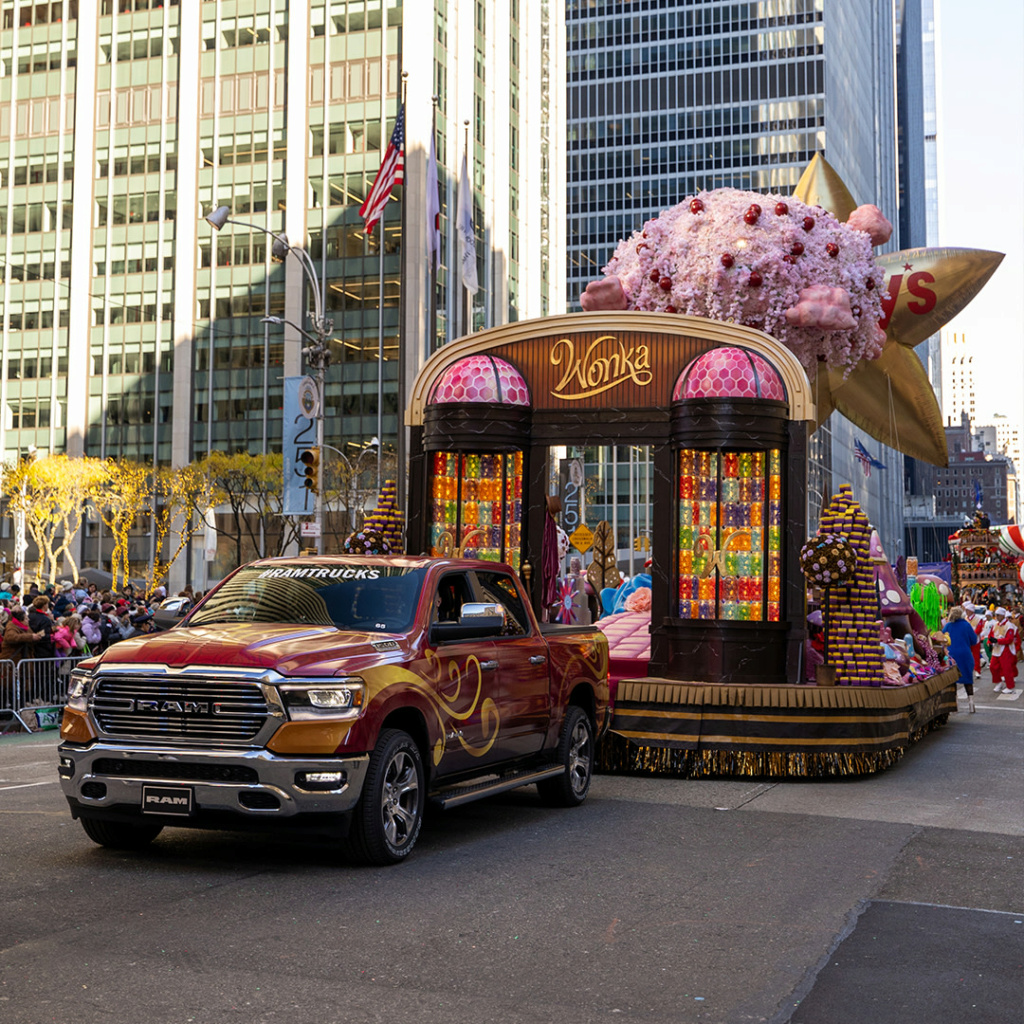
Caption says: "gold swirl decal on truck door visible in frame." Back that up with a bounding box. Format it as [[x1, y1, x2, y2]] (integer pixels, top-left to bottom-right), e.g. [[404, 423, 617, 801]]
[[360, 654, 500, 766]]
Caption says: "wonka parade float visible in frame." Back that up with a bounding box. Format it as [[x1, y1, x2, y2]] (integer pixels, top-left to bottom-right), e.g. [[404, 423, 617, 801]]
[[402, 156, 1001, 778]]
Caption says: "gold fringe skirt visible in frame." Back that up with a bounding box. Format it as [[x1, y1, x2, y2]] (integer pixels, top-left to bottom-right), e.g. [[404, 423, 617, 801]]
[[596, 671, 957, 779]]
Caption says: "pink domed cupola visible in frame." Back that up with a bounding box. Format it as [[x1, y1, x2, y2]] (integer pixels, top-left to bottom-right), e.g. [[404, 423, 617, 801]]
[[428, 354, 531, 407], [673, 347, 786, 402]]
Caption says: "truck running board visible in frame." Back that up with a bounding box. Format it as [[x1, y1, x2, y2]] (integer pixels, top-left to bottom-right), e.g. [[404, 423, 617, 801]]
[[430, 764, 563, 809]]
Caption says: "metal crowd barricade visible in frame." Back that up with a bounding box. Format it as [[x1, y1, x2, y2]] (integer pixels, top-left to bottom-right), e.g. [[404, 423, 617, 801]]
[[14, 654, 88, 731], [0, 657, 29, 732]]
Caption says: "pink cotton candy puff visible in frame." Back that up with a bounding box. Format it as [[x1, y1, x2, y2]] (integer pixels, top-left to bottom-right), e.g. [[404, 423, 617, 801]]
[[604, 188, 886, 376]]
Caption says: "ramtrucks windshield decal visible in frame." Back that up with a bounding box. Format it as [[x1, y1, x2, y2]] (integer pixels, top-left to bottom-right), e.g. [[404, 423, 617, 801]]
[[188, 565, 427, 633], [256, 566, 382, 580]]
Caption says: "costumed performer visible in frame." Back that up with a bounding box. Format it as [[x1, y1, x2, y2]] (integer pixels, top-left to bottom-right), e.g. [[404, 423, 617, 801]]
[[963, 602, 986, 671], [943, 606, 980, 714], [989, 607, 1018, 694], [979, 608, 995, 664]]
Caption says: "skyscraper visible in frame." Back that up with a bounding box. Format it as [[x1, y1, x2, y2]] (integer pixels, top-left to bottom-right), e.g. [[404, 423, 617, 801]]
[[0, 0, 564, 579], [565, 0, 906, 552], [943, 332, 976, 425]]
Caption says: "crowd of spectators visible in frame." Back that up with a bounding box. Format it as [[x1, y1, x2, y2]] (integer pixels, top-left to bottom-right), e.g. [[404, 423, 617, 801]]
[[0, 579, 200, 664]]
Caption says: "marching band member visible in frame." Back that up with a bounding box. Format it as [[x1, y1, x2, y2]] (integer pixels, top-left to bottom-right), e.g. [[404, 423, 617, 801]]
[[989, 607, 1018, 693], [964, 602, 986, 672]]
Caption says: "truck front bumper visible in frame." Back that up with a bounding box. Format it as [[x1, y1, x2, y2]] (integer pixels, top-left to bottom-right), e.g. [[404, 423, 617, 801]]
[[58, 741, 370, 832]]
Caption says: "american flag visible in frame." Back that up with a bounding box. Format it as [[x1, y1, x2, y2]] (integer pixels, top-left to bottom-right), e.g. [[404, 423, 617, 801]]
[[359, 105, 405, 235], [854, 439, 886, 477]]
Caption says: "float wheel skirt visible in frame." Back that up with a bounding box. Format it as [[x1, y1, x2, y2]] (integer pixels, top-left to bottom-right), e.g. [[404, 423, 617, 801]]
[[596, 669, 957, 778]]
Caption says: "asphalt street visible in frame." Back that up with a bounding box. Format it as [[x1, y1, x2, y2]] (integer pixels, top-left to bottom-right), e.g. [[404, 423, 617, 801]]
[[0, 686, 1020, 1024]]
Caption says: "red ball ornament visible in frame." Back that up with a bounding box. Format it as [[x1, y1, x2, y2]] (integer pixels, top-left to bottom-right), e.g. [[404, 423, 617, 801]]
[[826, 242, 839, 258], [659, 276, 673, 291], [743, 204, 762, 225], [665, 305, 676, 313], [774, 202, 789, 216], [782, 254, 796, 264], [865, 278, 876, 290], [689, 198, 705, 214], [790, 242, 804, 256], [649, 269, 660, 283], [720, 253, 734, 268], [748, 271, 763, 288], [802, 216, 815, 232]]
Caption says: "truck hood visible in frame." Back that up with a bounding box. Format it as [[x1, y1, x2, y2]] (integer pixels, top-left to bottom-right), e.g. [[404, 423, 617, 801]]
[[93, 622, 415, 677]]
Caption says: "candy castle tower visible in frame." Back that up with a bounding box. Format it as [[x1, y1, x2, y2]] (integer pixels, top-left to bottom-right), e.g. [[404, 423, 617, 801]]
[[361, 479, 405, 553], [818, 484, 883, 686]]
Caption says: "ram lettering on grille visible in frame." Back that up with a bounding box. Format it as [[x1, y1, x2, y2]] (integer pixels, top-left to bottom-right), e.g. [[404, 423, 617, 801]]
[[90, 677, 270, 744]]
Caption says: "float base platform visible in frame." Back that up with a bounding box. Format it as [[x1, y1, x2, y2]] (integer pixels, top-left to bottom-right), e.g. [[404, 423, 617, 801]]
[[596, 669, 958, 778]]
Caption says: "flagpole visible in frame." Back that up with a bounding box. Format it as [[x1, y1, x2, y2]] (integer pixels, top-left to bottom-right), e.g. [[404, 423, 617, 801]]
[[396, 71, 409, 513], [429, 95, 439, 354], [374, 4, 389, 497], [463, 119, 471, 336]]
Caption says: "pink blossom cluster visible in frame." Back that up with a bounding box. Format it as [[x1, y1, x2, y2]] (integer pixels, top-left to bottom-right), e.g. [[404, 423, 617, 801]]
[[624, 587, 652, 613], [602, 189, 887, 374]]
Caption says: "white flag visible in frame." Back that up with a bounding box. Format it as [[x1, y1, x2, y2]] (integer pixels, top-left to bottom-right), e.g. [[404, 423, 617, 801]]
[[457, 151, 478, 294], [426, 125, 441, 270]]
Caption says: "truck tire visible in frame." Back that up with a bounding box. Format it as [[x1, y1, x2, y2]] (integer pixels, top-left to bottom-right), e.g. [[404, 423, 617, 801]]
[[346, 728, 425, 865], [80, 817, 163, 850], [538, 706, 594, 807]]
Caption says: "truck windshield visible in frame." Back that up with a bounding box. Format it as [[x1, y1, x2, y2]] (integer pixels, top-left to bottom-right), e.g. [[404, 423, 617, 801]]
[[187, 563, 427, 633]]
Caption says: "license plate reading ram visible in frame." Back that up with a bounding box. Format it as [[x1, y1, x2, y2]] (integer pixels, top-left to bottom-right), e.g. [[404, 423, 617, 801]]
[[141, 785, 194, 816]]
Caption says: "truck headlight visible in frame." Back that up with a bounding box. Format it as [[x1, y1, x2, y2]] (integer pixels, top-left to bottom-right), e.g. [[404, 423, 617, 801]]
[[279, 678, 365, 721], [66, 670, 94, 712]]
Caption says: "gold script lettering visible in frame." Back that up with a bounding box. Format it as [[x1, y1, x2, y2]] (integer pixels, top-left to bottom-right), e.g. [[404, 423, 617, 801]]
[[550, 336, 653, 400]]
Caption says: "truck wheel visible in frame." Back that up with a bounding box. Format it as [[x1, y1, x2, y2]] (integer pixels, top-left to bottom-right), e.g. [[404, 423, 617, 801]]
[[538, 706, 594, 807], [347, 729, 425, 865], [80, 817, 163, 850]]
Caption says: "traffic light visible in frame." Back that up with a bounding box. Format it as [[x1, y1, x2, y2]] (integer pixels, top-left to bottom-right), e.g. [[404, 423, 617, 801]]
[[299, 447, 320, 491]]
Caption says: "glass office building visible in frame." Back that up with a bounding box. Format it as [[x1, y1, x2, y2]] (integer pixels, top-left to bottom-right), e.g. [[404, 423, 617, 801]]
[[0, 0, 564, 580], [565, 0, 909, 555]]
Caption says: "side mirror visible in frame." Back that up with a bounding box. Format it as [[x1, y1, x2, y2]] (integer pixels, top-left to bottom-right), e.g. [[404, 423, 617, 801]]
[[460, 602, 506, 624], [430, 602, 506, 643]]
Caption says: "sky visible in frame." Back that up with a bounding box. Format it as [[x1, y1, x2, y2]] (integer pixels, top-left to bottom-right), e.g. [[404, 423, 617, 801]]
[[935, 0, 1024, 424]]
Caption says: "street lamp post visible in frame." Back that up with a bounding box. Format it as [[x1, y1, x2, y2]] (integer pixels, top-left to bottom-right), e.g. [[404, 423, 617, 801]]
[[204, 206, 332, 555]]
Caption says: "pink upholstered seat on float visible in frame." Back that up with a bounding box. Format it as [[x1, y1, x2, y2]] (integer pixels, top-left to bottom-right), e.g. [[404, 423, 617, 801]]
[[428, 354, 531, 406], [673, 346, 786, 401], [596, 611, 652, 704]]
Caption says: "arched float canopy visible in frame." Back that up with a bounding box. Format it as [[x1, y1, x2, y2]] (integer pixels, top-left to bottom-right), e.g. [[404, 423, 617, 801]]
[[408, 312, 815, 427]]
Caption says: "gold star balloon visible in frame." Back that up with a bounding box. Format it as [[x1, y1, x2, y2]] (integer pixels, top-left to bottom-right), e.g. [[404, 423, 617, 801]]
[[794, 154, 1004, 467]]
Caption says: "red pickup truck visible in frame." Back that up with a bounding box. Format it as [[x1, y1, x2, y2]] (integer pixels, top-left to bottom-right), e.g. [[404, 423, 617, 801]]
[[58, 556, 609, 864]]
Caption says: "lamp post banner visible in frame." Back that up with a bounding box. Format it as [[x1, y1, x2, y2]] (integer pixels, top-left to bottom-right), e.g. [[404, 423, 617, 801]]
[[283, 376, 317, 516]]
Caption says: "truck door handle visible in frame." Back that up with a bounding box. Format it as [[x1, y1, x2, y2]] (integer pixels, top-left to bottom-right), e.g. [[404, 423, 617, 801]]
[[480, 660, 498, 671], [529, 655, 547, 665]]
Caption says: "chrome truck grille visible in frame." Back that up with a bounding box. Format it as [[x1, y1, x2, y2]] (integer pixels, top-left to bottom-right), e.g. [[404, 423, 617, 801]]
[[90, 675, 272, 745]]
